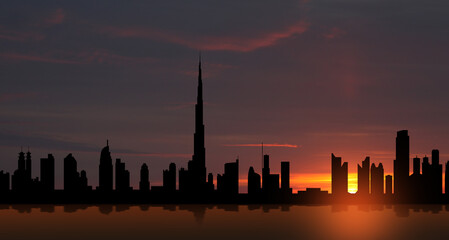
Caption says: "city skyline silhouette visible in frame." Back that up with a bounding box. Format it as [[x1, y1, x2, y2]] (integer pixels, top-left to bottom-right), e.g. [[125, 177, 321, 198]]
[[2, 2, 449, 240], [1, 59, 449, 204]]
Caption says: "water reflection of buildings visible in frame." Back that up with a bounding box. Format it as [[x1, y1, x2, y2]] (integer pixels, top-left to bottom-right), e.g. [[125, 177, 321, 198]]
[[3, 204, 449, 220]]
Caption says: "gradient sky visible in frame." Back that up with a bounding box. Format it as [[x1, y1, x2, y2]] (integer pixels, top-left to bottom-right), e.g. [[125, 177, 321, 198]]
[[1, 0, 449, 192]]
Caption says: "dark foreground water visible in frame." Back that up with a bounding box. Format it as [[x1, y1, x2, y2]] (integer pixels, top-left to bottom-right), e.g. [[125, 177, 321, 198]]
[[0, 204, 448, 240]]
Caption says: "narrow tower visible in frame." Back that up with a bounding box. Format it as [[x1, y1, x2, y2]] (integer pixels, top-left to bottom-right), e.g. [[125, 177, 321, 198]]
[[191, 55, 206, 184]]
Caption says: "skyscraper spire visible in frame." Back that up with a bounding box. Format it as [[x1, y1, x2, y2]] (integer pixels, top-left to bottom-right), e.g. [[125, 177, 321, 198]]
[[197, 53, 203, 106], [192, 54, 206, 183]]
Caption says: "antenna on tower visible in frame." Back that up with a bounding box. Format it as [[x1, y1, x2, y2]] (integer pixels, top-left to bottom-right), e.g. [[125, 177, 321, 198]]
[[261, 142, 264, 170], [107, 139, 109, 147], [21, 146, 23, 152]]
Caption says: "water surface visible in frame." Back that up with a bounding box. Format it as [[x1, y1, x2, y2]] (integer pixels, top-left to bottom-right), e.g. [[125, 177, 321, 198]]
[[0, 204, 447, 240]]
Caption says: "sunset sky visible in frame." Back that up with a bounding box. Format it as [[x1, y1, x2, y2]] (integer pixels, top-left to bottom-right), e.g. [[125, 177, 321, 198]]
[[1, 1, 449, 193]]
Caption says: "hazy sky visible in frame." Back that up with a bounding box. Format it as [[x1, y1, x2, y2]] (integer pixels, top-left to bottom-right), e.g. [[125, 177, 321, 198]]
[[1, 0, 449, 192]]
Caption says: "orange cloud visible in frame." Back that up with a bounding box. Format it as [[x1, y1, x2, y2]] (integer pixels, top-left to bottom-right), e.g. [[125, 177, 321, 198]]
[[100, 21, 309, 52], [223, 143, 299, 148], [115, 153, 190, 158]]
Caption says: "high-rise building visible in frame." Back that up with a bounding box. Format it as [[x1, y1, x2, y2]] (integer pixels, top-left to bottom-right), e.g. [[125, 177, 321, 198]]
[[12, 151, 27, 191], [409, 156, 424, 197], [430, 149, 443, 196], [163, 163, 176, 192], [385, 175, 393, 195], [25, 150, 31, 182], [331, 154, 348, 196], [281, 161, 291, 194], [64, 153, 79, 191], [371, 163, 384, 196], [217, 159, 239, 195], [64, 154, 90, 192], [40, 154, 55, 191], [0, 171, 9, 192], [179, 57, 211, 193], [139, 163, 149, 191], [115, 158, 131, 191], [261, 155, 280, 193], [394, 130, 410, 197], [248, 166, 261, 194], [98, 141, 113, 191], [357, 157, 370, 196]]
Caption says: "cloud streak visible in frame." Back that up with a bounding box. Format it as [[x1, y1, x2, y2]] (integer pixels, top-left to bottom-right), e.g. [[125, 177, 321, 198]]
[[223, 143, 299, 148], [0, 49, 158, 66], [100, 21, 309, 52]]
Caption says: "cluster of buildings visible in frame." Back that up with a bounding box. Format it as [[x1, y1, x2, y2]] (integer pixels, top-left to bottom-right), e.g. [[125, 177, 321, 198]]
[[332, 130, 449, 202], [0, 59, 292, 201], [0, 59, 448, 204]]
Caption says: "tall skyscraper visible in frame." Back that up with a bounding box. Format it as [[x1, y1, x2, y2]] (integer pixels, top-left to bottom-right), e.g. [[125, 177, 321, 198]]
[[430, 149, 443, 196], [64, 153, 78, 191], [371, 163, 384, 197], [115, 158, 131, 191], [12, 151, 27, 191], [25, 150, 31, 181], [357, 157, 370, 196], [98, 141, 113, 191], [0, 171, 10, 192], [40, 154, 55, 191], [331, 154, 348, 196], [179, 57, 210, 193], [191, 57, 206, 187], [163, 163, 176, 192], [281, 161, 291, 194], [217, 159, 239, 195], [385, 175, 393, 195], [394, 130, 410, 197], [140, 163, 150, 191], [248, 167, 261, 194]]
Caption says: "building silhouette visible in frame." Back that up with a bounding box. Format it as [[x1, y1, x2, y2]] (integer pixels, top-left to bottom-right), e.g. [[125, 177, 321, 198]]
[[64, 153, 90, 192], [430, 149, 443, 196], [371, 163, 384, 197], [0, 171, 9, 192], [139, 163, 150, 191], [163, 163, 176, 192], [25, 150, 31, 183], [178, 57, 213, 194], [262, 155, 280, 194], [385, 175, 393, 195], [40, 154, 55, 191], [409, 156, 425, 198], [331, 153, 348, 196], [248, 166, 261, 194], [98, 141, 113, 191], [1, 59, 449, 205], [115, 158, 131, 191], [281, 161, 291, 194], [394, 130, 410, 198], [217, 159, 239, 195], [357, 157, 370, 196]]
